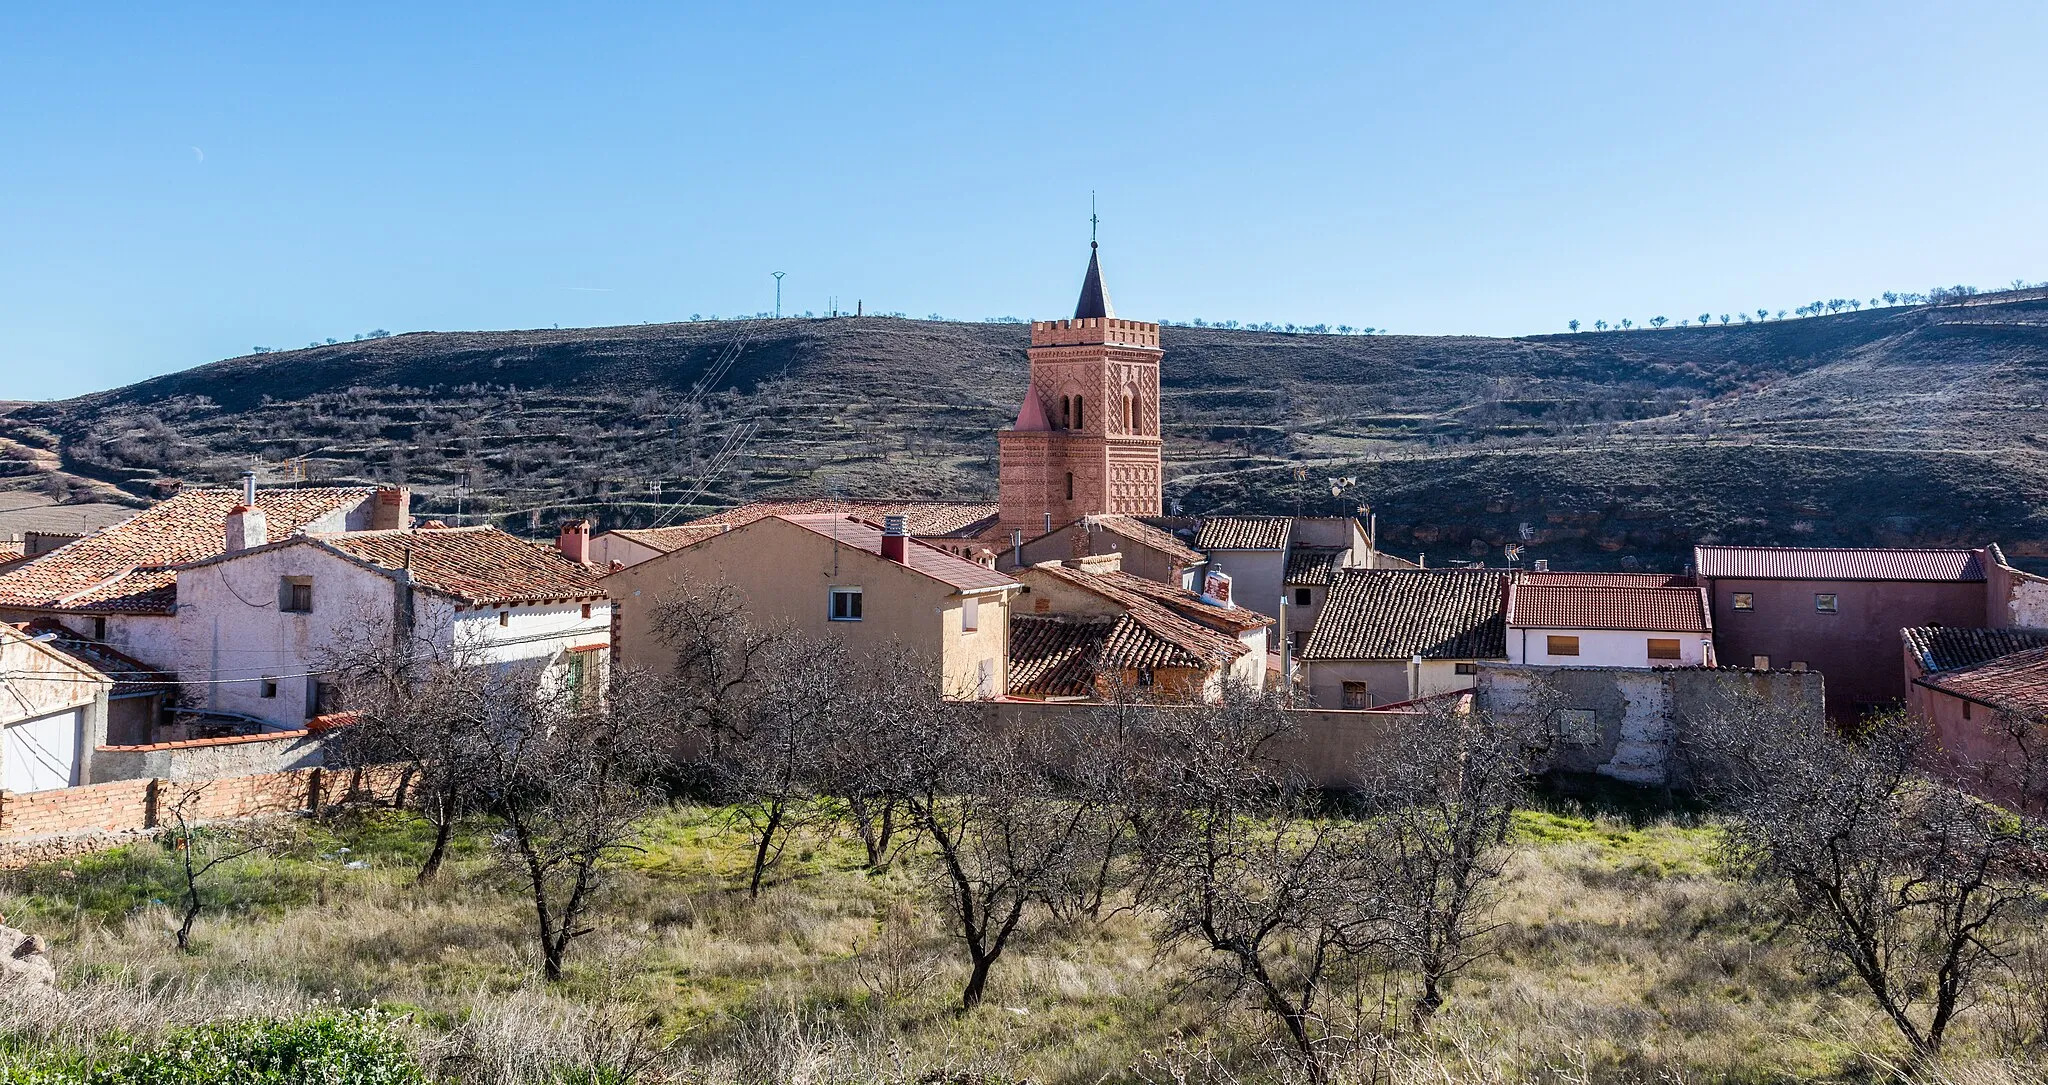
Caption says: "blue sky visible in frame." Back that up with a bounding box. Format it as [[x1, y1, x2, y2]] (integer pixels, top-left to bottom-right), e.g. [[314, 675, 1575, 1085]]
[[3, 2, 2044, 400]]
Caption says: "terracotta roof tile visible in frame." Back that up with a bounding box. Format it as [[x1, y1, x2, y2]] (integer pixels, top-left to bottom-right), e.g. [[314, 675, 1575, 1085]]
[[777, 515, 1019, 593], [1506, 583, 1711, 633], [1195, 516, 1292, 551], [1519, 572, 1697, 588], [1023, 564, 1258, 666], [1902, 626, 2048, 674], [1088, 515, 1206, 567], [1300, 570, 1506, 662], [1916, 647, 2048, 716], [686, 499, 1000, 539], [606, 523, 733, 555], [318, 526, 606, 607], [0, 487, 375, 615], [1694, 545, 1985, 582], [1285, 547, 1346, 586], [16, 619, 174, 698], [1007, 614, 1203, 697]]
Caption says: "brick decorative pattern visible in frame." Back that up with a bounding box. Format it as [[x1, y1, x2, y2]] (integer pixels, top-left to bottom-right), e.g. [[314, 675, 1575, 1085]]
[[999, 327, 1164, 535]]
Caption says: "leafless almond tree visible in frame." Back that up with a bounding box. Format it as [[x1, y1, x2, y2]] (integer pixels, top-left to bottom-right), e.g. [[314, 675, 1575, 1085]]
[[1691, 698, 2040, 1057]]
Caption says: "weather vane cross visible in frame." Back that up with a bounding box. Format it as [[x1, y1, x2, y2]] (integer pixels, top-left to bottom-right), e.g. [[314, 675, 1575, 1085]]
[[1090, 191, 1098, 245]]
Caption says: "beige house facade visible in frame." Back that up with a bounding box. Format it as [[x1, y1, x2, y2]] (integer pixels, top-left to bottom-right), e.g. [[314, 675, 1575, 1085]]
[[607, 514, 1019, 700]]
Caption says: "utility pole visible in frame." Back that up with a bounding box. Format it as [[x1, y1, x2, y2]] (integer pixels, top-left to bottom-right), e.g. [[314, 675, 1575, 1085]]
[[773, 272, 785, 318]]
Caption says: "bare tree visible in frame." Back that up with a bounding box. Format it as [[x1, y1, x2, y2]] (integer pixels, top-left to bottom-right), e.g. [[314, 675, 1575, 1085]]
[[711, 633, 846, 897], [473, 666, 670, 982], [1691, 701, 2038, 1057], [1353, 702, 1537, 1027], [161, 784, 276, 952], [649, 584, 796, 754], [1142, 682, 1383, 1081], [323, 622, 507, 883]]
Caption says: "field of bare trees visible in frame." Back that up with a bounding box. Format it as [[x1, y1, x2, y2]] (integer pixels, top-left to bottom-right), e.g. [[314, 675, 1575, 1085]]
[[6, 601, 2048, 1082]]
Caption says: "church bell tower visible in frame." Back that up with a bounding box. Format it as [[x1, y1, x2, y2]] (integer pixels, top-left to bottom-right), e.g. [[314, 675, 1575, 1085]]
[[997, 241, 1164, 536]]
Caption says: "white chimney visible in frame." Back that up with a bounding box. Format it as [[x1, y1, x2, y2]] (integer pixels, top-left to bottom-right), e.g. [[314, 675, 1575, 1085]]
[[225, 503, 267, 552]]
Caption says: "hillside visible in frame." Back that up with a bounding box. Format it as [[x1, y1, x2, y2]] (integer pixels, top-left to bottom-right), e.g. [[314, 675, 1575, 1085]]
[[8, 292, 2048, 571]]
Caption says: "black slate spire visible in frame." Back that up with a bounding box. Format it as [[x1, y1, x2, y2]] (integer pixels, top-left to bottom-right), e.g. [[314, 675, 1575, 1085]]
[[1073, 242, 1114, 320]]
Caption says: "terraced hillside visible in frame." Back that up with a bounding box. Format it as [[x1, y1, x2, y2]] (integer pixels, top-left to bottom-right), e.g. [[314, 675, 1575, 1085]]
[[7, 291, 2048, 571]]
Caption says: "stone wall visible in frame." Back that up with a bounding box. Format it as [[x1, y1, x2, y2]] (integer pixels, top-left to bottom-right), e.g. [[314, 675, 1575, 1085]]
[[981, 700, 1418, 788], [1475, 664, 1825, 789], [88, 729, 325, 784], [0, 764, 408, 846]]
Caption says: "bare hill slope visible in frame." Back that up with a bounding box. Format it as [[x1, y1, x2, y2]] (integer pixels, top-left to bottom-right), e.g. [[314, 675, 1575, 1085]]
[[7, 293, 2048, 571]]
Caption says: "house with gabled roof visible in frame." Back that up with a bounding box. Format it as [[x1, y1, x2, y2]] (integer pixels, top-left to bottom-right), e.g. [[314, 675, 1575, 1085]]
[[1900, 625, 2048, 794], [607, 512, 1019, 700], [171, 523, 609, 731], [1505, 572, 1715, 669], [0, 482, 407, 672], [0, 621, 116, 793], [1009, 554, 1268, 700], [1297, 569, 1506, 709], [1012, 514, 1207, 591], [593, 498, 1004, 570]]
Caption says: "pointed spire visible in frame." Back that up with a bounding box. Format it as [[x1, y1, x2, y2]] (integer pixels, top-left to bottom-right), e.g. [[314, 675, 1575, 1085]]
[[1074, 243, 1114, 320], [1012, 389, 1051, 432]]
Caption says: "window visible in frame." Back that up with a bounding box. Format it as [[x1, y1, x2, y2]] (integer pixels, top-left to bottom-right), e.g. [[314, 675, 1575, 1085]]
[[565, 653, 587, 697], [1731, 592, 1753, 611], [961, 596, 980, 632], [1341, 681, 1370, 709], [1061, 395, 1071, 428], [499, 611, 509, 626], [259, 678, 278, 699], [1293, 587, 1312, 607], [306, 680, 339, 719], [1647, 638, 1681, 661], [1065, 472, 1075, 501], [830, 587, 863, 621], [1073, 396, 1084, 429], [1138, 665, 1156, 689], [1815, 593, 1838, 613], [279, 576, 314, 613], [1455, 662, 1478, 675], [1546, 635, 1580, 657], [1124, 393, 1135, 432], [1752, 655, 1771, 670], [581, 603, 592, 620], [1964, 699, 1973, 720], [91, 617, 106, 640], [1556, 708, 1599, 745]]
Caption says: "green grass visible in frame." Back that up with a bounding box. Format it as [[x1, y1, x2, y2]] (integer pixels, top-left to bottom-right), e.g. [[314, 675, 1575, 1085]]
[[3, 801, 2044, 1084]]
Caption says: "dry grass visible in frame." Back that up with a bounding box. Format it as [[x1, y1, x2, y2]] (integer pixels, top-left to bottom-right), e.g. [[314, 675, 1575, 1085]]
[[3, 802, 2046, 1083]]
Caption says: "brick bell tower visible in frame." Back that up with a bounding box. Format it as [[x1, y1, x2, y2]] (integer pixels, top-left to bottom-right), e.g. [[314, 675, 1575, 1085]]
[[998, 241, 1164, 536]]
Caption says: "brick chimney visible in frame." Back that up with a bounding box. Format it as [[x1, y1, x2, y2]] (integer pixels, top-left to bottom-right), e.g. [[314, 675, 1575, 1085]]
[[372, 487, 411, 530], [556, 518, 592, 564], [881, 515, 909, 564], [226, 472, 267, 552]]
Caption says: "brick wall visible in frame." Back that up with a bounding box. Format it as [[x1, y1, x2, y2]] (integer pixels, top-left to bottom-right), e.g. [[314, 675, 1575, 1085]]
[[0, 764, 410, 842]]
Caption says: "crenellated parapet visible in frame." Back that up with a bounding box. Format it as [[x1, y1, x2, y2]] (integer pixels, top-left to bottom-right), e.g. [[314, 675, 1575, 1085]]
[[1030, 317, 1161, 348]]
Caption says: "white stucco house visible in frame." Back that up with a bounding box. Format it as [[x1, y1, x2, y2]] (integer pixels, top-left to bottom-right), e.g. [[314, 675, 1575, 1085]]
[[0, 621, 113, 793], [173, 522, 610, 730], [1504, 573, 1715, 669]]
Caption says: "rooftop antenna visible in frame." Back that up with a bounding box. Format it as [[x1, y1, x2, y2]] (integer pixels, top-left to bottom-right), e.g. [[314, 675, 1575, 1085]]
[[772, 271, 785, 318]]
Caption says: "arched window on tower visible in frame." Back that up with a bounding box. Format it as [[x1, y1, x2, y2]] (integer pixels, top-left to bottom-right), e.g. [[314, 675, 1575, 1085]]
[[1066, 472, 1075, 501], [1060, 395, 1071, 429], [1074, 396, 1085, 430], [1124, 392, 1135, 433]]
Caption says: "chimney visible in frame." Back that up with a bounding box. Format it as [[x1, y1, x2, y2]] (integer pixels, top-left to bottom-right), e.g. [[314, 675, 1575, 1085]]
[[241, 471, 257, 507], [556, 518, 592, 564], [372, 486, 411, 530], [1533, 559, 1549, 572], [225, 503, 268, 552], [881, 515, 909, 564]]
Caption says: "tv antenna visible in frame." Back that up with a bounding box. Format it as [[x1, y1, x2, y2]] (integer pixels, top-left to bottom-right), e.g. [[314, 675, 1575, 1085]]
[[772, 272, 785, 318]]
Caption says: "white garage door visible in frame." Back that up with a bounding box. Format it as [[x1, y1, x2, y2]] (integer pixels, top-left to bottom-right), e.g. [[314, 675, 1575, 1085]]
[[3, 709, 80, 793]]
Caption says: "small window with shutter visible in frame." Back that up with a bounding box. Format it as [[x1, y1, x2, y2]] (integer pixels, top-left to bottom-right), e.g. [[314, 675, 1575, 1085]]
[[279, 576, 313, 613]]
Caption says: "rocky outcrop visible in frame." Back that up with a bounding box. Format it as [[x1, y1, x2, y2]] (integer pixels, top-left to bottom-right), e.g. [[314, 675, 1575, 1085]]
[[0, 921, 56, 993]]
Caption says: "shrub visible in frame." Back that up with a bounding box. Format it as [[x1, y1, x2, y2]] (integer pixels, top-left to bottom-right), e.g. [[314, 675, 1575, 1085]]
[[1, 1012, 425, 1085]]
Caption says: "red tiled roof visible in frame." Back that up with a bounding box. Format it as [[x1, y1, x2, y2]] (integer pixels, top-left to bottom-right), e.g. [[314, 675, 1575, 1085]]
[[1694, 545, 1985, 582], [16, 619, 174, 698], [1916, 646, 2048, 716], [1023, 563, 1258, 666], [319, 527, 607, 607], [0, 487, 375, 615], [777, 515, 1019, 593], [1902, 626, 2048, 675], [1087, 515, 1206, 567], [1300, 570, 1506, 662], [1195, 516, 1291, 551], [1506, 583, 1711, 633], [687, 499, 1001, 539], [1520, 572, 1697, 588], [1007, 614, 1205, 698], [607, 523, 733, 555]]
